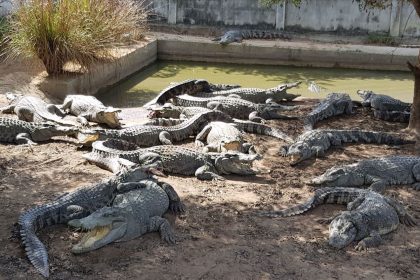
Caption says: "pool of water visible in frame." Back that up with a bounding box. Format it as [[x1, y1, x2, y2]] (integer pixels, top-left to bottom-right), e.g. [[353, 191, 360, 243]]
[[98, 60, 414, 107]]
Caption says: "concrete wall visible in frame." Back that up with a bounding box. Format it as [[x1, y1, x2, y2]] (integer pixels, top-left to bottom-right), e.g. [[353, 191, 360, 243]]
[[149, 0, 420, 37]]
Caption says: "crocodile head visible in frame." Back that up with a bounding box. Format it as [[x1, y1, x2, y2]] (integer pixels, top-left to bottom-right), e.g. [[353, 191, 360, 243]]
[[5, 92, 22, 103], [94, 108, 122, 128], [328, 213, 357, 249], [286, 142, 312, 165], [31, 123, 79, 141], [68, 206, 133, 254], [308, 165, 364, 187], [218, 31, 241, 45], [357, 90, 374, 104], [147, 103, 181, 119], [214, 152, 260, 175]]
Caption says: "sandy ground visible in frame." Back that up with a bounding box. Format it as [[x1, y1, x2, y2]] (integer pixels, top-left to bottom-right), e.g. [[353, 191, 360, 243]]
[[1, 54, 420, 280]]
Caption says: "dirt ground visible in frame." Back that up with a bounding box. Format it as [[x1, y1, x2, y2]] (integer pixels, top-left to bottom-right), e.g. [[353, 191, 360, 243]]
[[1, 52, 420, 280]]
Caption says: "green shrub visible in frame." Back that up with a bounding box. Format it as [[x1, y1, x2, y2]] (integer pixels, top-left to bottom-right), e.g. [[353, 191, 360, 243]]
[[4, 0, 147, 75]]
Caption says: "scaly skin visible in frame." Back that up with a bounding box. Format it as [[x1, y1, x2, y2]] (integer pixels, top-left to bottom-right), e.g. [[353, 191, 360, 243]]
[[373, 109, 410, 123], [309, 156, 420, 193], [258, 187, 416, 250], [18, 166, 153, 277], [60, 95, 121, 128], [280, 129, 414, 165], [0, 93, 75, 126], [194, 82, 301, 103], [304, 93, 353, 131], [83, 139, 260, 180], [213, 30, 291, 45], [68, 179, 185, 253], [0, 117, 79, 145], [173, 95, 298, 122], [80, 110, 233, 147]]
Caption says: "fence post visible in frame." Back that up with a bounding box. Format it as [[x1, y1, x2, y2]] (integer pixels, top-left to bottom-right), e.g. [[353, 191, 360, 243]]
[[275, 1, 286, 30], [168, 0, 177, 24], [389, 0, 402, 37]]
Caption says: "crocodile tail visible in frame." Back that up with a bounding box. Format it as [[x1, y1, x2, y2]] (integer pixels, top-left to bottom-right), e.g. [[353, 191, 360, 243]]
[[303, 116, 316, 131], [258, 187, 365, 218], [344, 130, 415, 145], [234, 119, 293, 143]]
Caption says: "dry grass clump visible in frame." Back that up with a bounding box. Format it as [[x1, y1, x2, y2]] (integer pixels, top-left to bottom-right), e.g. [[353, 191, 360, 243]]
[[4, 0, 148, 75]]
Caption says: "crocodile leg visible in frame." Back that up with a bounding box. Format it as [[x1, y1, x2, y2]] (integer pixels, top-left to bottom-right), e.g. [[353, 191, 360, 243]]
[[354, 231, 383, 251], [66, 205, 87, 220], [195, 164, 224, 181], [195, 124, 213, 147], [159, 131, 173, 145], [15, 133, 36, 145], [148, 216, 176, 244], [60, 98, 73, 112], [203, 143, 222, 153], [16, 106, 35, 122], [242, 142, 257, 154], [248, 111, 264, 123], [368, 179, 389, 193], [76, 114, 90, 127], [116, 182, 148, 193], [347, 194, 366, 210], [157, 181, 185, 214], [383, 196, 417, 226], [46, 104, 66, 117], [0, 104, 15, 113]]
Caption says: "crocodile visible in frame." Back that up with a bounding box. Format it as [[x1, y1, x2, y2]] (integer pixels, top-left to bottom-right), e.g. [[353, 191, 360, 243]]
[[148, 104, 212, 120], [143, 79, 211, 108], [78, 110, 233, 147], [18, 165, 154, 277], [309, 156, 420, 193], [83, 139, 260, 180], [258, 187, 416, 250], [213, 30, 290, 45], [0, 93, 76, 126], [194, 82, 301, 103], [68, 179, 185, 253], [357, 90, 411, 122], [0, 117, 79, 145], [304, 93, 353, 131], [208, 83, 241, 91], [60, 95, 121, 128], [173, 95, 299, 122], [280, 129, 414, 165]]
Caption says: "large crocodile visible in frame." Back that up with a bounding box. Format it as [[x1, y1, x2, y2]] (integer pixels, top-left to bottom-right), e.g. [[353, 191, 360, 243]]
[[68, 179, 185, 253], [309, 156, 420, 193], [18, 165, 154, 277], [172, 95, 298, 122], [0, 93, 76, 126], [213, 30, 290, 45], [83, 139, 260, 180], [280, 129, 414, 165], [258, 187, 416, 250], [194, 82, 301, 103], [304, 93, 353, 130], [357, 90, 411, 122], [0, 117, 79, 145], [78, 110, 233, 147], [60, 95, 121, 128]]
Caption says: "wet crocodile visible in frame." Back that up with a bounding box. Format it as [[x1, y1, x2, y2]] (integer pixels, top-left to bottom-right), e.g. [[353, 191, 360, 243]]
[[357, 90, 411, 122], [83, 139, 260, 180], [258, 187, 416, 250], [0, 117, 79, 145], [18, 165, 154, 277], [0, 93, 76, 126], [79, 110, 233, 147], [173, 95, 299, 122], [213, 30, 291, 45], [309, 156, 420, 193], [60, 95, 121, 128], [304, 93, 353, 130], [194, 82, 301, 103], [280, 129, 414, 165], [68, 179, 185, 253]]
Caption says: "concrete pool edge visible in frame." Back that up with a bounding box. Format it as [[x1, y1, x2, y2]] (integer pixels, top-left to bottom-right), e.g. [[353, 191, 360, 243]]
[[38, 33, 418, 99]]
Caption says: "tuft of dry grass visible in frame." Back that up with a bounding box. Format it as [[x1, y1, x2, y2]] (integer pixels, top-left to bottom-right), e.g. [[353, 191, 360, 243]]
[[3, 0, 148, 75]]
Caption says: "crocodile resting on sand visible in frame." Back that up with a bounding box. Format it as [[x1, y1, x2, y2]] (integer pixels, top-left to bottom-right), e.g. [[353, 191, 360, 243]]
[[83, 139, 260, 180], [258, 187, 416, 250], [194, 82, 301, 103], [60, 95, 121, 128], [18, 166, 154, 277], [357, 90, 411, 122], [304, 93, 353, 131], [280, 129, 414, 165], [173, 95, 298, 122], [213, 30, 290, 45], [68, 179, 184, 253], [0, 93, 76, 126], [0, 117, 79, 145], [79, 110, 233, 147], [309, 156, 420, 193]]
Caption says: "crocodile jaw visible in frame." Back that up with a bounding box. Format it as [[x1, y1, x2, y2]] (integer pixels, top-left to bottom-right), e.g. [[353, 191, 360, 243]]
[[288, 154, 302, 165], [77, 132, 100, 145]]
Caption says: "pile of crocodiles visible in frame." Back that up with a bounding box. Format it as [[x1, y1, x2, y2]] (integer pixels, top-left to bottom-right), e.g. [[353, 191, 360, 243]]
[[0, 78, 416, 277]]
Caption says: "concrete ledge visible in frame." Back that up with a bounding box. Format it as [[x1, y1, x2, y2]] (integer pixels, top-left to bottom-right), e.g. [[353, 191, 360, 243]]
[[156, 34, 418, 71], [38, 39, 157, 100]]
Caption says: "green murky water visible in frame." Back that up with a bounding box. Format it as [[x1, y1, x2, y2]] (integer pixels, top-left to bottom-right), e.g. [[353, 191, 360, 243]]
[[98, 60, 414, 107]]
